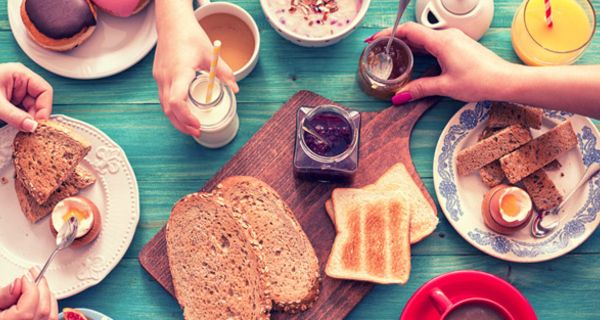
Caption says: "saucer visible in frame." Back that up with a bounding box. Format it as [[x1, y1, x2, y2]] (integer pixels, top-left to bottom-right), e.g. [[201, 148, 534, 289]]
[[400, 270, 537, 320]]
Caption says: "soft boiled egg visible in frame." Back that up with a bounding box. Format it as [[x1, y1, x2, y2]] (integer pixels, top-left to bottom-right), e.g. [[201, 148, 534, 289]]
[[51, 197, 97, 238], [482, 185, 533, 234]]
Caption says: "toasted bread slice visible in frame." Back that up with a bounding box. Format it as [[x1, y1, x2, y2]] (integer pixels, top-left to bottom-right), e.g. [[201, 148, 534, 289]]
[[217, 177, 321, 313], [522, 169, 563, 211], [326, 189, 411, 284], [13, 120, 91, 204], [15, 165, 96, 223], [488, 102, 544, 129], [166, 192, 271, 320], [325, 163, 438, 244]]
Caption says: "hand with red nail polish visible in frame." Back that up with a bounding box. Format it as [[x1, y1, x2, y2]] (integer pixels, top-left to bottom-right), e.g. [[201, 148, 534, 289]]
[[0, 267, 58, 319], [0, 63, 53, 133]]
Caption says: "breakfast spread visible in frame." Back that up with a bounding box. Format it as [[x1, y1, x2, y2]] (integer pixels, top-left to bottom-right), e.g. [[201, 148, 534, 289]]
[[294, 105, 360, 181], [325, 163, 438, 284], [166, 177, 319, 319], [91, 0, 150, 17], [188, 74, 240, 148], [20, 0, 98, 51], [13, 121, 95, 222], [482, 185, 533, 234], [50, 196, 101, 248], [265, 0, 362, 39], [357, 37, 414, 100]]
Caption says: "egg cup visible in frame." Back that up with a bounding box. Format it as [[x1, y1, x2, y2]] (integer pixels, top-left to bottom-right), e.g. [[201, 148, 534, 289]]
[[50, 197, 102, 249]]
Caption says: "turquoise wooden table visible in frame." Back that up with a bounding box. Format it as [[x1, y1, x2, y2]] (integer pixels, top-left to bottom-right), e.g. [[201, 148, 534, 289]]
[[1, 0, 599, 318]]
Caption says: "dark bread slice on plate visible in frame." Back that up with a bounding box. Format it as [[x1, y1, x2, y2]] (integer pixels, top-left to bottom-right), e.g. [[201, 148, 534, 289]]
[[13, 120, 91, 204], [166, 192, 271, 320], [488, 102, 544, 129], [15, 165, 96, 223], [217, 176, 321, 313], [522, 169, 563, 212]]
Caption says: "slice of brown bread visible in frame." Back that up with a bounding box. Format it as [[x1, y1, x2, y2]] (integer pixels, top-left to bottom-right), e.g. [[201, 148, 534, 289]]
[[457, 125, 532, 176], [13, 120, 91, 204], [477, 128, 505, 187], [522, 169, 563, 211], [488, 102, 544, 129], [500, 120, 577, 183], [217, 177, 321, 313], [166, 192, 271, 320], [15, 165, 96, 223]]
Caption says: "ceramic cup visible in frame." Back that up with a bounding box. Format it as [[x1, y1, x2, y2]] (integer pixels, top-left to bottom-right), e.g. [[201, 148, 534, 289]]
[[430, 287, 515, 320], [259, 0, 371, 47], [195, 0, 260, 81]]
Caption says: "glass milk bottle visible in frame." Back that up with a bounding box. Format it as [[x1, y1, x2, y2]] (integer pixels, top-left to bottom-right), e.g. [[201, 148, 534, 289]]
[[188, 74, 239, 148]]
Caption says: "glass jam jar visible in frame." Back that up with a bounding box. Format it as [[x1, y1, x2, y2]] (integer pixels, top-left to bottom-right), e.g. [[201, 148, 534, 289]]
[[357, 36, 414, 100], [188, 74, 240, 148], [293, 105, 361, 182]]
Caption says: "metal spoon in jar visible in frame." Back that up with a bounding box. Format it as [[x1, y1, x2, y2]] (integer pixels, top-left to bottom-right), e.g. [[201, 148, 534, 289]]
[[531, 162, 600, 238], [302, 124, 331, 147], [35, 216, 78, 284], [371, 0, 411, 80]]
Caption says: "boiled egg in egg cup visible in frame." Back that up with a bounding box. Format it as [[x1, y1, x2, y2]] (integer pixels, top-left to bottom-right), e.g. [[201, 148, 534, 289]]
[[50, 197, 101, 249], [482, 185, 533, 235]]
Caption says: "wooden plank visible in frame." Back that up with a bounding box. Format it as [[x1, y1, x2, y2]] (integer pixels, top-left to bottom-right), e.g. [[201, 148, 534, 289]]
[[139, 90, 440, 319]]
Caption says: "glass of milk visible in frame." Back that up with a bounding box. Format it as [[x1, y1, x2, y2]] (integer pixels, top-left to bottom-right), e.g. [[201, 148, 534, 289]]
[[188, 73, 239, 148]]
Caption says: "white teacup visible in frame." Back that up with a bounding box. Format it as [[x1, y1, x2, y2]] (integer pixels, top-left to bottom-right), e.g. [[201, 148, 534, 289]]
[[195, 0, 260, 81]]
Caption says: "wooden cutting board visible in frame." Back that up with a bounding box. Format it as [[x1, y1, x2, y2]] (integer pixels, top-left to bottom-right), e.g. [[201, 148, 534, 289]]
[[139, 90, 440, 319]]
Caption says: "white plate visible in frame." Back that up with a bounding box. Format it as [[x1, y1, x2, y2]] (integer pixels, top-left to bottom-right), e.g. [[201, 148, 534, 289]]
[[433, 102, 600, 263], [7, 0, 157, 79], [0, 115, 139, 299]]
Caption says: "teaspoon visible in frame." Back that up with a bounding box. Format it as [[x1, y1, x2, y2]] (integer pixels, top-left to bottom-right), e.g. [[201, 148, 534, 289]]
[[372, 0, 410, 80], [35, 216, 79, 284]]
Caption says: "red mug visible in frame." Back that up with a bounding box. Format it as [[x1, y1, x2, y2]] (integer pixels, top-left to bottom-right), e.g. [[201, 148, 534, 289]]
[[429, 287, 515, 320]]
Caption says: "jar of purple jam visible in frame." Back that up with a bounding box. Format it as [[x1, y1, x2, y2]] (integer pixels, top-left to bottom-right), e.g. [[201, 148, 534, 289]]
[[293, 104, 361, 182]]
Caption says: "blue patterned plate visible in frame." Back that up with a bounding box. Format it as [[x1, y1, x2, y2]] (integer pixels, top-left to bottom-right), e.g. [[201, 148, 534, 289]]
[[433, 102, 600, 263]]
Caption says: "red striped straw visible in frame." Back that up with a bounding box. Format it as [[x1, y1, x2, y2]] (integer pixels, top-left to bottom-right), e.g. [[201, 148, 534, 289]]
[[544, 0, 553, 28]]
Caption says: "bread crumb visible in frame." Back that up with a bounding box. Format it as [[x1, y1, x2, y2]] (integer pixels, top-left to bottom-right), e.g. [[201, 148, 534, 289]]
[[0, 177, 8, 185]]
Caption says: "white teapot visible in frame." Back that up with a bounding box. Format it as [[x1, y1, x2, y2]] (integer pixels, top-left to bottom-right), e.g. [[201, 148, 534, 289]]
[[415, 0, 494, 40]]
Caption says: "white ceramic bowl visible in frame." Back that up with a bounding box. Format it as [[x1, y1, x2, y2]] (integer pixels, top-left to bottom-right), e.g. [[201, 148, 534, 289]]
[[195, 1, 260, 81], [260, 0, 371, 47]]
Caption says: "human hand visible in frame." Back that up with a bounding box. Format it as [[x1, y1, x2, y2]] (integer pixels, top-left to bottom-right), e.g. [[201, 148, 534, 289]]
[[367, 22, 516, 105], [0, 63, 53, 132], [0, 268, 58, 320], [153, 11, 238, 137]]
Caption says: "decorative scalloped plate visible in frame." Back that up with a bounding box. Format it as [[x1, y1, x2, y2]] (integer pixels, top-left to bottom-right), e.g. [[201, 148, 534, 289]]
[[433, 102, 600, 263], [0, 115, 139, 299], [7, 0, 157, 79]]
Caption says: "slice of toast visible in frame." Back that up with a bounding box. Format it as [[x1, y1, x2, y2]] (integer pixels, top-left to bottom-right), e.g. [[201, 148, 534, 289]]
[[217, 177, 321, 313], [326, 189, 411, 284], [488, 102, 544, 129], [166, 192, 271, 320], [16, 165, 96, 223], [522, 169, 563, 211], [325, 163, 438, 244], [13, 120, 91, 204], [500, 120, 577, 183], [456, 125, 532, 176]]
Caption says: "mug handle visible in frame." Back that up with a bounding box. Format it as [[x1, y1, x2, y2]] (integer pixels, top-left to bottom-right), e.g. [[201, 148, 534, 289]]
[[419, 2, 448, 29], [430, 287, 453, 315]]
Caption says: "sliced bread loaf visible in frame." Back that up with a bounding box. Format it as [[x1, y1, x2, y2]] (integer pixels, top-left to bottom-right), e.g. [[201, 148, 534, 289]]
[[15, 165, 96, 223], [456, 125, 532, 176], [166, 192, 271, 320], [488, 102, 544, 129], [217, 177, 321, 313], [13, 120, 91, 204], [500, 120, 577, 183]]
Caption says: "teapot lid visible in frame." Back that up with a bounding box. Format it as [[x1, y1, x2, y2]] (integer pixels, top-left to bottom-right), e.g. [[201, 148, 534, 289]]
[[441, 0, 479, 15]]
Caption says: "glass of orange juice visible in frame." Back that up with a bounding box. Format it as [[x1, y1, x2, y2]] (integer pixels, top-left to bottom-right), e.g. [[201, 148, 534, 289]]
[[511, 0, 596, 66]]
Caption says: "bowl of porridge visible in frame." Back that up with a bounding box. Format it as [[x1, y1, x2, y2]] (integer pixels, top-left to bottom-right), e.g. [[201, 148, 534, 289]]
[[260, 0, 371, 47]]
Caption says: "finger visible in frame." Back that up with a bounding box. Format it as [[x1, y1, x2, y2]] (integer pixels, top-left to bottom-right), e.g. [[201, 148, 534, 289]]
[[373, 22, 442, 57], [2, 273, 40, 319], [216, 60, 239, 93], [0, 98, 38, 132], [49, 294, 58, 320], [31, 269, 50, 320], [169, 71, 201, 137], [391, 75, 448, 105], [10, 64, 53, 120], [0, 277, 22, 310], [10, 73, 28, 107]]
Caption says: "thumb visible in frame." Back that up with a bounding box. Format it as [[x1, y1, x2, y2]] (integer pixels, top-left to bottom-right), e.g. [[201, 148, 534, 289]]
[[216, 60, 239, 93], [391, 76, 446, 105], [0, 278, 22, 310], [0, 98, 38, 132]]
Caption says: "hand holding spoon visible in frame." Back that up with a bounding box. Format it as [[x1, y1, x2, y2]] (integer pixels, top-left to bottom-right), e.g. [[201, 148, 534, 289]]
[[35, 216, 78, 284], [531, 162, 600, 238], [371, 0, 411, 80]]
